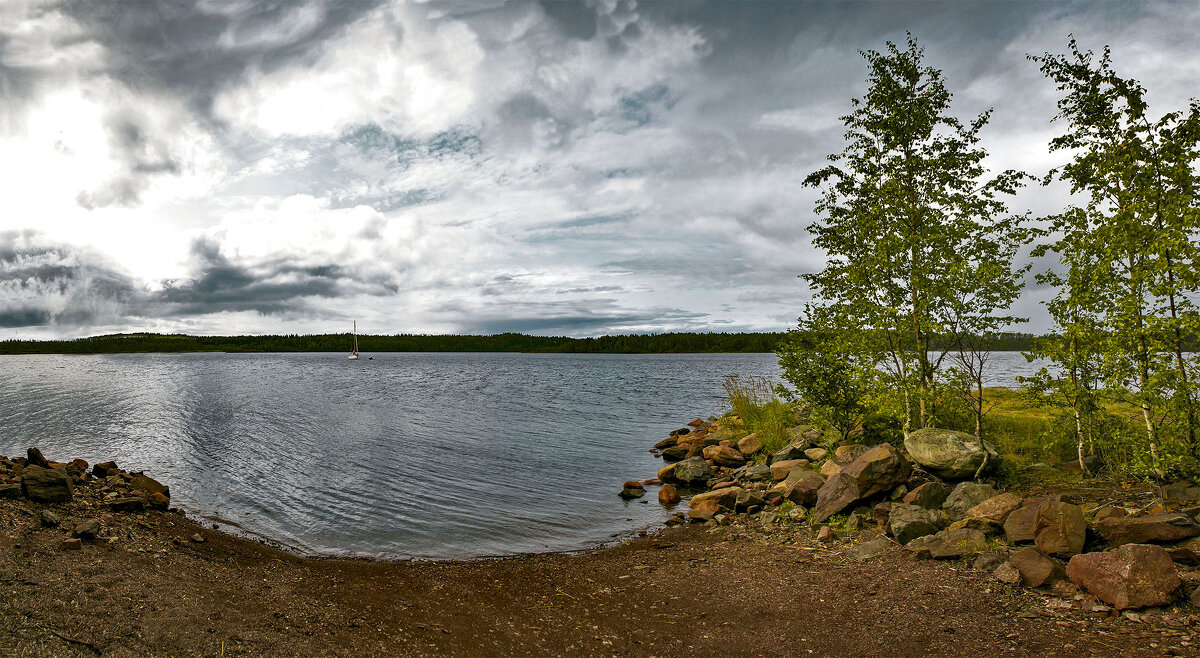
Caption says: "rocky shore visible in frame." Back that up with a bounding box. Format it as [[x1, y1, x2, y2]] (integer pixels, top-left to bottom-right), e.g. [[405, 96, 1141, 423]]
[[1, 442, 1198, 656]]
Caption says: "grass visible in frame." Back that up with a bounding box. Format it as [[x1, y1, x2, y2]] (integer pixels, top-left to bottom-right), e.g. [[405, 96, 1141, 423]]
[[721, 374, 799, 456]]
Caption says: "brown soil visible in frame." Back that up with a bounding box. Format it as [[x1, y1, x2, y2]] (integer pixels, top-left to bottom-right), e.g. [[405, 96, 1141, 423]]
[[1, 494, 1197, 657]]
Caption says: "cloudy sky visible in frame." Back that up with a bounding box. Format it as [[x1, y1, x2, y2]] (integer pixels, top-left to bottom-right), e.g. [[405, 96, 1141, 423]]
[[1, 0, 1197, 339]]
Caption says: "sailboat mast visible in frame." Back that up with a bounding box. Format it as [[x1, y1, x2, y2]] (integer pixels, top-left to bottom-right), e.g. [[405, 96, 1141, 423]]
[[353, 321, 358, 352]]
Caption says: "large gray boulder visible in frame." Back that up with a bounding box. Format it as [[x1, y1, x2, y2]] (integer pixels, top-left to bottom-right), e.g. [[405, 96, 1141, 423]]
[[888, 503, 945, 545], [904, 428, 999, 479], [672, 456, 713, 484], [942, 481, 998, 520]]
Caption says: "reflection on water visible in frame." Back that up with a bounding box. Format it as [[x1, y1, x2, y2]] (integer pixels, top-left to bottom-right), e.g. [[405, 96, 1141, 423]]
[[0, 351, 1040, 559]]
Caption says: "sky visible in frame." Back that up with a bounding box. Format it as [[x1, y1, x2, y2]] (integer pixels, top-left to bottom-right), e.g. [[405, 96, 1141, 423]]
[[0, 0, 1197, 339]]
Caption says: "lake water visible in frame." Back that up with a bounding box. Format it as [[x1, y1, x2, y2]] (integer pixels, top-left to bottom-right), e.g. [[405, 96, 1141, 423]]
[[0, 351, 1041, 559]]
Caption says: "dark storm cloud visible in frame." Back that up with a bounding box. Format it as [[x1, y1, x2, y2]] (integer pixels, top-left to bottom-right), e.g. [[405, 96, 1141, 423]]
[[156, 238, 398, 316], [0, 230, 143, 328]]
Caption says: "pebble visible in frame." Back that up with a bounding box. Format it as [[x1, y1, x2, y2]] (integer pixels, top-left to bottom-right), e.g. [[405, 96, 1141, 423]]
[[192, 533, 205, 543]]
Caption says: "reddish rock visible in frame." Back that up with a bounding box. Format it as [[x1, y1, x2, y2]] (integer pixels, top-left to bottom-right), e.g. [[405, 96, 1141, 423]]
[[92, 460, 120, 478], [770, 459, 806, 482], [622, 480, 644, 489], [690, 487, 740, 510], [737, 434, 763, 456], [658, 484, 680, 505], [1034, 502, 1087, 557], [1008, 547, 1065, 588], [687, 418, 705, 428], [1095, 513, 1200, 546], [712, 480, 741, 491], [641, 478, 662, 486], [26, 448, 51, 469], [811, 443, 911, 523], [965, 493, 1022, 523], [67, 458, 89, 475], [784, 472, 825, 506], [148, 491, 171, 510], [872, 502, 893, 527], [1066, 545, 1181, 610], [803, 447, 827, 461], [1092, 505, 1128, 522], [689, 499, 721, 522], [60, 538, 83, 551], [1004, 501, 1046, 543], [653, 436, 678, 449], [702, 445, 748, 467], [907, 528, 989, 560], [902, 482, 949, 510], [820, 461, 843, 478], [657, 463, 677, 481], [816, 526, 834, 543]]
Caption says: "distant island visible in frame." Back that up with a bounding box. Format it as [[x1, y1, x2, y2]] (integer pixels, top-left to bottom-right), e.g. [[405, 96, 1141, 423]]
[[0, 331, 1039, 355]]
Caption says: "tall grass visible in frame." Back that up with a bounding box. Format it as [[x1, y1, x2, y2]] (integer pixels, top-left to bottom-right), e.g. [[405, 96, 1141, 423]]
[[721, 374, 797, 456]]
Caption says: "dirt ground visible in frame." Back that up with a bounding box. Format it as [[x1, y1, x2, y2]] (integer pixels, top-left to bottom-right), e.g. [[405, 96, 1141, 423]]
[[0, 494, 1196, 658]]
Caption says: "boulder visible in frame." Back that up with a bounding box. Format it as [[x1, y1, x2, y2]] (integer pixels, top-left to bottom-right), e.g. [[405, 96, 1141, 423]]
[[654, 436, 678, 449], [965, 493, 1023, 524], [734, 490, 766, 513], [1066, 545, 1181, 610], [888, 503, 945, 545], [26, 447, 51, 469], [1095, 513, 1200, 546], [770, 459, 807, 482], [657, 463, 677, 481], [109, 496, 146, 512], [820, 461, 843, 478], [949, 517, 1004, 535], [148, 492, 171, 510], [974, 552, 1006, 573], [619, 484, 645, 499], [1004, 498, 1058, 543], [687, 418, 705, 428], [689, 499, 720, 522], [20, 466, 73, 503], [1162, 480, 1200, 502], [702, 445, 748, 468], [737, 434, 763, 456], [73, 519, 100, 541], [770, 444, 809, 464], [732, 463, 772, 482], [0, 484, 21, 499], [690, 487, 740, 510], [811, 443, 911, 523], [902, 482, 949, 510], [907, 528, 989, 559], [39, 510, 61, 527], [1035, 502, 1087, 557], [904, 428, 999, 479], [658, 484, 680, 505], [1092, 505, 1128, 523], [872, 502, 893, 527], [1008, 547, 1065, 587], [784, 472, 825, 506], [994, 562, 1021, 585], [816, 526, 835, 542], [804, 448, 827, 461], [669, 427, 691, 437], [92, 461, 120, 478], [672, 457, 713, 484], [942, 482, 998, 520], [660, 445, 689, 461]]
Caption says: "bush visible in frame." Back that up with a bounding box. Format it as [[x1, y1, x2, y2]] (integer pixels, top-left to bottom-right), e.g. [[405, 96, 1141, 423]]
[[722, 374, 796, 455]]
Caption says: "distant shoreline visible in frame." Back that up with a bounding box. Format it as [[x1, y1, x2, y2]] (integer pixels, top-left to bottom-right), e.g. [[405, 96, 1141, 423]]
[[0, 330, 1039, 355]]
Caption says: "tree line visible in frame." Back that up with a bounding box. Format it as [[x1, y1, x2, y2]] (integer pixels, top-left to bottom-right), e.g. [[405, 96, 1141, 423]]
[[778, 35, 1200, 479]]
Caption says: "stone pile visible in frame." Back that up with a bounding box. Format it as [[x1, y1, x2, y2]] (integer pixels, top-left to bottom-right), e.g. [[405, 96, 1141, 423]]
[[0, 447, 174, 549], [631, 419, 1200, 613]]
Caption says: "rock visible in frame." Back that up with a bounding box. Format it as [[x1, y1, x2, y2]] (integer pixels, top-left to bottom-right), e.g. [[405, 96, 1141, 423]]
[[654, 436, 678, 449], [819, 461, 843, 478], [92, 460, 120, 478], [109, 496, 146, 512], [888, 484, 908, 501], [66, 458, 89, 475], [872, 502, 893, 527], [669, 427, 691, 437], [804, 448, 827, 461], [1162, 480, 1200, 502], [73, 519, 100, 541], [904, 428, 1000, 479], [1009, 547, 1065, 587], [660, 445, 690, 461], [994, 561, 1021, 585], [1035, 502, 1087, 557], [965, 493, 1023, 523], [1004, 500, 1053, 543], [846, 513, 863, 532], [658, 484, 680, 505], [843, 537, 893, 561], [619, 484, 645, 499], [816, 526, 834, 543], [811, 443, 911, 523], [834, 444, 868, 461], [1024, 462, 1062, 478], [733, 463, 772, 482], [949, 517, 1004, 534], [1092, 505, 1128, 522], [942, 482, 998, 520], [690, 499, 721, 522], [39, 510, 61, 527], [0, 484, 20, 499], [974, 552, 1006, 572], [907, 528, 989, 559], [770, 459, 807, 482], [1066, 545, 1181, 610], [734, 490, 766, 513], [61, 538, 82, 551], [672, 457, 713, 484], [702, 445, 749, 467], [191, 533, 205, 543], [1095, 514, 1200, 546], [20, 466, 73, 503], [888, 503, 944, 545], [770, 444, 809, 464], [737, 434, 763, 456], [902, 482, 949, 509], [784, 472, 825, 506], [687, 418, 705, 428], [787, 507, 807, 522], [690, 487, 740, 510], [642, 478, 662, 486], [657, 463, 677, 481], [26, 447, 51, 469]]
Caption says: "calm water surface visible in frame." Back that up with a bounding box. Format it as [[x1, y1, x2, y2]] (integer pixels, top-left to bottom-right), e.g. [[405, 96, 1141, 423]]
[[0, 351, 1040, 559]]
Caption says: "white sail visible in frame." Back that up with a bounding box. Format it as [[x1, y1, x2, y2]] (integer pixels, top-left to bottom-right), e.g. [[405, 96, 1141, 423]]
[[348, 321, 359, 360]]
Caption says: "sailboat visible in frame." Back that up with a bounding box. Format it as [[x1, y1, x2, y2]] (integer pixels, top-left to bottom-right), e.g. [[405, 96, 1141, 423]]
[[348, 321, 359, 360]]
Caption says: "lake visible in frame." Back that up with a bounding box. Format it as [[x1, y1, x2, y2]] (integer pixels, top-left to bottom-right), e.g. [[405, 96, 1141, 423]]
[[0, 351, 1041, 559]]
